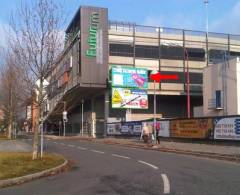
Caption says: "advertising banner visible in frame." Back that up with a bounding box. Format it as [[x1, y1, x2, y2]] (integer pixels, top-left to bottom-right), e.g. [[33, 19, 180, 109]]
[[214, 117, 240, 140], [112, 88, 148, 109], [121, 121, 142, 135], [107, 123, 122, 135], [112, 66, 148, 89], [144, 121, 170, 137], [170, 119, 213, 139]]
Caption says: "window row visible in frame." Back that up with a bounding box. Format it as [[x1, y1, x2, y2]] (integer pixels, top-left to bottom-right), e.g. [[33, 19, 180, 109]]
[[109, 44, 240, 61]]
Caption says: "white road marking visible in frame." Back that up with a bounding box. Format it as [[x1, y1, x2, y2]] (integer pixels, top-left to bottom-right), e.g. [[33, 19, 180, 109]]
[[161, 174, 170, 194], [137, 160, 159, 170], [53, 142, 57, 144], [60, 143, 65, 145], [90, 149, 105, 154], [68, 144, 75, 147], [77, 146, 87, 150], [112, 154, 130, 159]]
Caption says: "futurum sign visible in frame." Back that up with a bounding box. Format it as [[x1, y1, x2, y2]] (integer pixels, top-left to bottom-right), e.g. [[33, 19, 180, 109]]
[[86, 12, 99, 58], [80, 6, 108, 86]]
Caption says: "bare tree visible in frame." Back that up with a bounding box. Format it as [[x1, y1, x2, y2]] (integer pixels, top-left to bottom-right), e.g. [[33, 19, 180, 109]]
[[9, 0, 64, 159], [0, 51, 25, 139]]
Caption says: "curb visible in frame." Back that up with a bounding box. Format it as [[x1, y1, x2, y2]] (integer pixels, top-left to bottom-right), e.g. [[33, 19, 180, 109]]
[[0, 158, 68, 188]]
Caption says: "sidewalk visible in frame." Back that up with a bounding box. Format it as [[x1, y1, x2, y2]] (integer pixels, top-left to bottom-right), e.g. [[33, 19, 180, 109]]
[[0, 140, 32, 152], [98, 138, 240, 156]]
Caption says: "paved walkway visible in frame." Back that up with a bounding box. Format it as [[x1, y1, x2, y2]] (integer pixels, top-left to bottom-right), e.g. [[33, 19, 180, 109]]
[[98, 138, 240, 156], [0, 140, 32, 152]]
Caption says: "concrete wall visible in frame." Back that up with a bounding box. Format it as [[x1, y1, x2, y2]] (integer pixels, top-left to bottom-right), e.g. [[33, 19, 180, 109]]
[[203, 57, 240, 116]]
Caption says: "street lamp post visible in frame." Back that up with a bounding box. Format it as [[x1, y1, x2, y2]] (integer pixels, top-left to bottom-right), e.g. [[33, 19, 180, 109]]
[[204, 0, 209, 36], [81, 99, 84, 136], [62, 101, 67, 137], [153, 80, 157, 144]]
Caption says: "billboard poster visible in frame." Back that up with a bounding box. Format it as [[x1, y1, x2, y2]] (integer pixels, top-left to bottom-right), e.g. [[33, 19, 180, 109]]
[[159, 121, 170, 137], [170, 119, 213, 139], [112, 88, 148, 109], [107, 123, 122, 135], [144, 121, 170, 137], [121, 121, 142, 135], [112, 66, 148, 89], [214, 117, 240, 140]]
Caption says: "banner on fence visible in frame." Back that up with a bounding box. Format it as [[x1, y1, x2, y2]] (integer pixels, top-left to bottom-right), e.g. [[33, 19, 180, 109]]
[[121, 121, 142, 135], [144, 121, 170, 137], [170, 119, 213, 138], [107, 123, 122, 135], [214, 117, 240, 140]]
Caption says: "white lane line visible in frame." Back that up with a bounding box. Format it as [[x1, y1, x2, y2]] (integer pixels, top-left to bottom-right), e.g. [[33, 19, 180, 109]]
[[112, 154, 130, 159], [77, 146, 87, 150], [68, 144, 75, 147], [53, 142, 57, 144], [90, 149, 105, 154], [60, 143, 65, 146], [137, 160, 159, 170], [161, 174, 170, 194]]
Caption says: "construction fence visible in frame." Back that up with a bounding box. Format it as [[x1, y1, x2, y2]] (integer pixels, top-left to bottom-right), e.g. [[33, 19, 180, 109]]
[[107, 115, 240, 141]]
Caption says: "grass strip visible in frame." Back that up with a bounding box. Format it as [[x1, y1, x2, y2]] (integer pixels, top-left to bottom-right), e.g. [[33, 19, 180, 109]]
[[0, 152, 64, 180]]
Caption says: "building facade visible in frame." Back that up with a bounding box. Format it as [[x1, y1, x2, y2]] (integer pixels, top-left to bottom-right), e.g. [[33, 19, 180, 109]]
[[43, 6, 240, 136], [203, 57, 240, 116]]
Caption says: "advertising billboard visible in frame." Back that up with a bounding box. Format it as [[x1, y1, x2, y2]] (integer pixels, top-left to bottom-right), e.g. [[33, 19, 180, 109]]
[[111, 66, 148, 89], [170, 119, 213, 139], [214, 117, 240, 140], [112, 88, 148, 109]]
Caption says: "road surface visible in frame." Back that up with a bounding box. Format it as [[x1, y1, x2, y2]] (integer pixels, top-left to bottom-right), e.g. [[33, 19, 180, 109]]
[[1, 138, 240, 195]]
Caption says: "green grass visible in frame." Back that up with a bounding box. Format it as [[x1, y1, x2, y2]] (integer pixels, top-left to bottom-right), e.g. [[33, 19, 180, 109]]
[[0, 152, 65, 180], [0, 133, 7, 140]]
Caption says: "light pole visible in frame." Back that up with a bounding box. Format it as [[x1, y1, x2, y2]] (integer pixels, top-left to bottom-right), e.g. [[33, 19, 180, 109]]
[[81, 99, 84, 136], [204, 0, 209, 36], [153, 80, 157, 144], [62, 101, 67, 137]]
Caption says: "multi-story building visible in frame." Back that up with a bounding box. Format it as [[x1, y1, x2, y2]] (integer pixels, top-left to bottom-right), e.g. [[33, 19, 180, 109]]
[[44, 6, 240, 136]]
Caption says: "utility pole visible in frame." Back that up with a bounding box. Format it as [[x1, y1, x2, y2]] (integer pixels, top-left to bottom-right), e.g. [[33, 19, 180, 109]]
[[204, 0, 209, 37]]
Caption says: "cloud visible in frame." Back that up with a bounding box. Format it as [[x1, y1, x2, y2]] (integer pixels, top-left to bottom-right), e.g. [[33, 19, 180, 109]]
[[211, 1, 240, 34]]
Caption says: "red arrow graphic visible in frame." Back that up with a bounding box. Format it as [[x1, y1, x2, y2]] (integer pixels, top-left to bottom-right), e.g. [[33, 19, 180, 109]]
[[150, 71, 179, 82]]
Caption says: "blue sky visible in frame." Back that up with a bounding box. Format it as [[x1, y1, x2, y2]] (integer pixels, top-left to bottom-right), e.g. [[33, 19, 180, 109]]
[[0, 0, 240, 46]]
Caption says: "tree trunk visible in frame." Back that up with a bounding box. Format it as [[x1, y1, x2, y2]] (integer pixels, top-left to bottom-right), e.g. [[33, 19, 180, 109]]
[[32, 120, 39, 159], [32, 80, 43, 160], [7, 112, 12, 139]]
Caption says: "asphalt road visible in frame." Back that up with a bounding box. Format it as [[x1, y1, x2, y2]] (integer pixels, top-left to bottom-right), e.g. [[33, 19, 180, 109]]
[[1, 138, 240, 195]]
